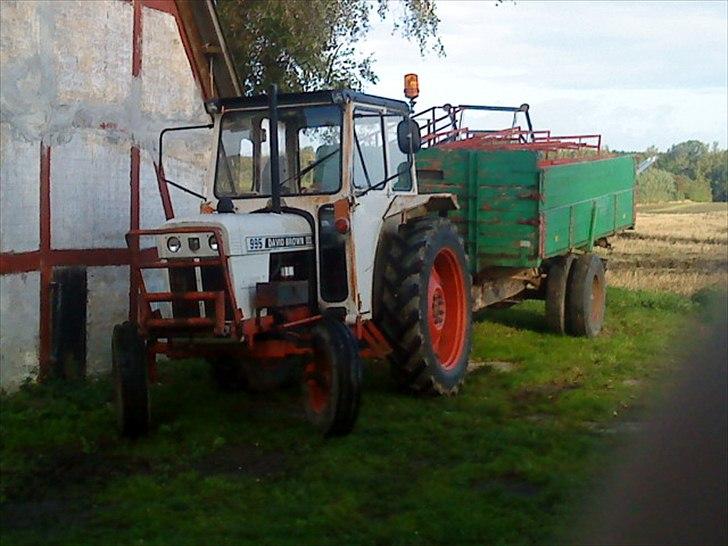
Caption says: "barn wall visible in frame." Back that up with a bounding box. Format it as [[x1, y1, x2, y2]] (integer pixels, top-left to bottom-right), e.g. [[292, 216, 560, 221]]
[[0, 123, 40, 254], [0, 0, 214, 391], [0, 273, 40, 391]]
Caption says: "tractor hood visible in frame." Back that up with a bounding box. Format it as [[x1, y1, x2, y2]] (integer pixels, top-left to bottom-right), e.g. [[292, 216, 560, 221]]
[[157, 212, 313, 259]]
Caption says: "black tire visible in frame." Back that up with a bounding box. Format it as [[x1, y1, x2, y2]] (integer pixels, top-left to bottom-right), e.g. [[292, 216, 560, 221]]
[[377, 217, 473, 395], [112, 321, 150, 438], [545, 255, 575, 334], [566, 253, 607, 337], [303, 318, 363, 437], [209, 358, 248, 391]]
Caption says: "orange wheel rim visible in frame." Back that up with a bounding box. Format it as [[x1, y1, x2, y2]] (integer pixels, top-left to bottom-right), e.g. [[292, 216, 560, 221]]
[[304, 353, 332, 414], [427, 248, 467, 370], [590, 274, 605, 324]]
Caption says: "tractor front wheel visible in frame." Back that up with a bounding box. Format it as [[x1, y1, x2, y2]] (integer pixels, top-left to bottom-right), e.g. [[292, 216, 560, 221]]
[[112, 321, 150, 438], [302, 318, 363, 437]]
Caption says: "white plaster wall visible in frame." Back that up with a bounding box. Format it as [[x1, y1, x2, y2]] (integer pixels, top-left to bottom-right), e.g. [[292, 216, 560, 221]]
[[0, 122, 40, 253], [139, 7, 211, 225], [51, 129, 131, 249], [140, 155, 168, 230], [0, 272, 40, 391], [0, 1, 215, 388], [54, 1, 132, 105], [86, 266, 129, 375], [141, 7, 203, 119]]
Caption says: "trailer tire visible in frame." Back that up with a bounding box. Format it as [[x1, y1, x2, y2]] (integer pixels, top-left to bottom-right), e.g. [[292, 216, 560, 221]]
[[566, 253, 606, 337], [303, 318, 363, 437], [545, 255, 575, 334], [112, 321, 150, 438], [378, 217, 472, 395]]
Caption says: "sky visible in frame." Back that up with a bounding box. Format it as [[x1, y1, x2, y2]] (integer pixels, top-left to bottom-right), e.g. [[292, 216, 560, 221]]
[[363, 0, 728, 152]]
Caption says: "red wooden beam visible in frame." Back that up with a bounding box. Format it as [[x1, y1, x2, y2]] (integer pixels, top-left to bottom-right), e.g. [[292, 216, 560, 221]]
[[38, 142, 52, 379], [130, 0, 143, 321], [0, 251, 41, 274]]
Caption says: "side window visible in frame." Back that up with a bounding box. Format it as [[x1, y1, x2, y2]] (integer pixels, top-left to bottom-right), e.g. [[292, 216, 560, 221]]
[[353, 111, 386, 190], [259, 118, 287, 195], [386, 117, 413, 192], [216, 120, 255, 196]]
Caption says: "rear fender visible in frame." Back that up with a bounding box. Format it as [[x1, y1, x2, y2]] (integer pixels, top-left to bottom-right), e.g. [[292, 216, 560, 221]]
[[382, 193, 458, 225]]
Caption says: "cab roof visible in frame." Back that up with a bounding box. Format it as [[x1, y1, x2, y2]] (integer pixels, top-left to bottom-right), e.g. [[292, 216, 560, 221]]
[[205, 89, 411, 116]]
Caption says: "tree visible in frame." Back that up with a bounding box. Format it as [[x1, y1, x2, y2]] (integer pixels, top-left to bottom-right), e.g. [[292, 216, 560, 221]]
[[655, 140, 709, 180], [698, 149, 728, 202], [675, 174, 712, 202], [636, 168, 677, 203], [653, 140, 727, 202], [217, 0, 444, 95]]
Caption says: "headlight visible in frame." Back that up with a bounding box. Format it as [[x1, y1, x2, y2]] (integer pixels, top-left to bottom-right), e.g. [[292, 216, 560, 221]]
[[167, 236, 181, 253], [208, 235, 219, 251]]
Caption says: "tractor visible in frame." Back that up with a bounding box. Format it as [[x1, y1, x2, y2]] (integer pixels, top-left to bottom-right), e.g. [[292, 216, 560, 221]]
[[114, 78, 472, 438]]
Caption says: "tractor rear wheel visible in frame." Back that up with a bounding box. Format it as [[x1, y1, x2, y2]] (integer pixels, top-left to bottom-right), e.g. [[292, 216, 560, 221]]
[[566, 253, 606, 337], [378, 217, 473, 395], [112, 321, 150, 438], [545, 255, 575, 334], [303, 318, 363, 437]]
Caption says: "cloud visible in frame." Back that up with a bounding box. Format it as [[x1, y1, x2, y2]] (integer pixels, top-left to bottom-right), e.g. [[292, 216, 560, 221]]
[[363, 0, 728, 150]]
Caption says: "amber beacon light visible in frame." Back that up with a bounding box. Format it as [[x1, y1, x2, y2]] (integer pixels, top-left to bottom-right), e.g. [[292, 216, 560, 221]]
[[404, 73, 420, 100]]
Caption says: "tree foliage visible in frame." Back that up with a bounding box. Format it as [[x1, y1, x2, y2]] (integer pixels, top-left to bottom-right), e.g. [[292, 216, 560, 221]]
[[654, 140, 727, 202], [217, 0, 444, 94], [629, 141, 727, 203], [636, 168, 677, 203]]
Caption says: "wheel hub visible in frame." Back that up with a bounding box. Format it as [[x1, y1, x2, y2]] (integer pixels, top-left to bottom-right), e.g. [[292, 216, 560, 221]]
[[431, 286, 446, 329]]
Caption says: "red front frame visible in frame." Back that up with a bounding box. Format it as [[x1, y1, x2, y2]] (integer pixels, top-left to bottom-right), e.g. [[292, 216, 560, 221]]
[[126, 226, 392, 375]]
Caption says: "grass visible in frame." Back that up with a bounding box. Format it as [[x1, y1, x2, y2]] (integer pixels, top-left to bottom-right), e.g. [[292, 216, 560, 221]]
[[0, 287, 711, 546], [597, 201, 727, 295]]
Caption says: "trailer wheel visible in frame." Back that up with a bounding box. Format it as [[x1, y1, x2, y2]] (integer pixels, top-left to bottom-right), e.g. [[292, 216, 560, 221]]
[[545, 255, 575, 334], [566, 253, 606, 337], [112, 321, 150, 438], [379, 217, 473, 395], [303, 318, 363, 437]]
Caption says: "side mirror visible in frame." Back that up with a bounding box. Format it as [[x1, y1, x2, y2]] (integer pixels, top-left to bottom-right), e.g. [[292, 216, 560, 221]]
[[397, 119, 421, 154]]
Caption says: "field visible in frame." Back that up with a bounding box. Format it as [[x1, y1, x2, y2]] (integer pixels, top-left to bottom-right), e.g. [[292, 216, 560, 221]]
[[1, 201, 725, 546], [598, 201, 727, 295]]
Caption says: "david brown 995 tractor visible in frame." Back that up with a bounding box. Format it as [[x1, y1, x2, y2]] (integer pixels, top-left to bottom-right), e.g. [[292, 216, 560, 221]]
[[114, 80, 472, 438], [114, 76, 635, 438]]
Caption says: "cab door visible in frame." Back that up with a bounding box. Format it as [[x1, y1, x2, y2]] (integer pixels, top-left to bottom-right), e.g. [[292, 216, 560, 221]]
[[349, 107, 414, 317]]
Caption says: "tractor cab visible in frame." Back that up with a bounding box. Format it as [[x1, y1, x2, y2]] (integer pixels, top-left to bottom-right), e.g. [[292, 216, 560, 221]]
[[145, 88, 453, 329]]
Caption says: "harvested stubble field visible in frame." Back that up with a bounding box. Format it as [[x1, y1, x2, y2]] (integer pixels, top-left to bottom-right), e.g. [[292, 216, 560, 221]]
[[598, 201, 728, 295]]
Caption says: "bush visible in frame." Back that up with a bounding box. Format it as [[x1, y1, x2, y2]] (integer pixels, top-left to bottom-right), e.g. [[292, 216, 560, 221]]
[[636, 168, 677, 203], [675, 175, 713, 202]]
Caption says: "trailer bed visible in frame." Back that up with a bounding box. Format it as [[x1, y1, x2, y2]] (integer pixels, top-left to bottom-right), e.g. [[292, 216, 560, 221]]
[[416, 148, 635, 271]]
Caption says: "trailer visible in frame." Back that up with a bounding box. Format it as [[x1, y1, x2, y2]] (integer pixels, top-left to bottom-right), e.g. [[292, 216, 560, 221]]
[[112, 77, 635, 438], [413, 103, 635, 334]]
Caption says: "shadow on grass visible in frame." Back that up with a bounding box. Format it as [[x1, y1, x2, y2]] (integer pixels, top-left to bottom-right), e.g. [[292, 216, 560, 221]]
[[475, 301, 549, 334]]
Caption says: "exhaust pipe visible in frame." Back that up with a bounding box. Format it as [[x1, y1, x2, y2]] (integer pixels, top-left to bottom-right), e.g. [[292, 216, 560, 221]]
[[268, 84, 282, 213]]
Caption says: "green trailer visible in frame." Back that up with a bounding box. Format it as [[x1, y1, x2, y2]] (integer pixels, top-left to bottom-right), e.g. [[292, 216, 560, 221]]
[[413, 104, 636, 337]]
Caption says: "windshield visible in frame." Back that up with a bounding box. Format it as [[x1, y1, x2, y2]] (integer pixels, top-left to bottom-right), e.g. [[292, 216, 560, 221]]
[[214, 104, 342, 199]]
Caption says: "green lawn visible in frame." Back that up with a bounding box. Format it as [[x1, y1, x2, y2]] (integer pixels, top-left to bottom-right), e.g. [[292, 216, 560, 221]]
[[0, 288, 710, 546]]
